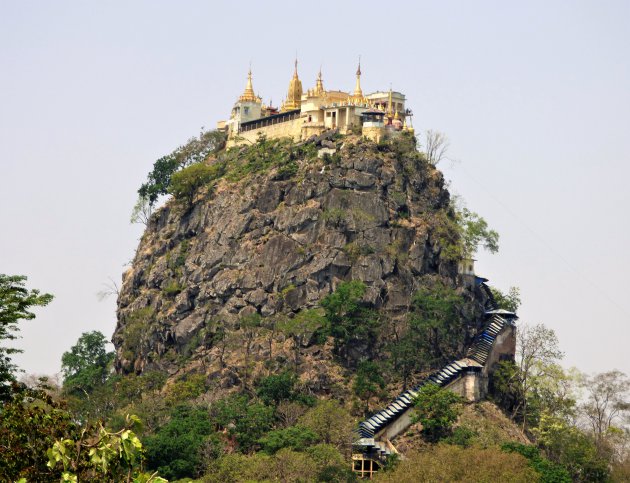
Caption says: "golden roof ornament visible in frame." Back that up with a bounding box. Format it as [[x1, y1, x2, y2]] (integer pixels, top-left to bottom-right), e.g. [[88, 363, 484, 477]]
[[353, 59, 363, 99], [238, 68, 260, 103], [314, 67, 325, 96], [387, 86, 394, 117], [282, 58, 303, 112]]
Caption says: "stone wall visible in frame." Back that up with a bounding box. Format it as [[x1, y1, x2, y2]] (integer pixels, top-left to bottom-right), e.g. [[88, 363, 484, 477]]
[[229, 117, 306, 146]]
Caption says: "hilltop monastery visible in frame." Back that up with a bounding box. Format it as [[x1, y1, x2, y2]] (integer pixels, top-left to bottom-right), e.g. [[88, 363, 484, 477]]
[[217, 61, 414, 146]]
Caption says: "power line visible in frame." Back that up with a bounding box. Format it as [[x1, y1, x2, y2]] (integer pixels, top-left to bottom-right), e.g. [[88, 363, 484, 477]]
[[451, 163, 630, 319]]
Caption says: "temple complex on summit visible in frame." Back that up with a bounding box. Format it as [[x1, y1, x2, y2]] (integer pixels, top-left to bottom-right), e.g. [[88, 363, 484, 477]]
[[217, 60, 414, 146]]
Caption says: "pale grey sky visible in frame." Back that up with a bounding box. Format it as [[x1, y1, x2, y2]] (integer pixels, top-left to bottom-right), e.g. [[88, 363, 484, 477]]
[[1, 1, 628, 377]]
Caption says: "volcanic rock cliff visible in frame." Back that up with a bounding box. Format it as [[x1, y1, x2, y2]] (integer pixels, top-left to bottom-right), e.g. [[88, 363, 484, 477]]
[[114, 133, 488, 395]]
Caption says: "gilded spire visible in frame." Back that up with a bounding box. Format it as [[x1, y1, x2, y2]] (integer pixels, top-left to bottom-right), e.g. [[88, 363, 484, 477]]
[[238, 68, 259, 103], [314, 67, 325, 96], [353, 58, 363, 99], [281, 57, 303, 112], [387, 86, 394, 117]]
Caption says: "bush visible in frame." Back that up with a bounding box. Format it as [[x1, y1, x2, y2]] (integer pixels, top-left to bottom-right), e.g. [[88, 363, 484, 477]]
[[139, 129, 226, 205], [321, 281, 380, 364], [443, 426, 478, 447], [502, 443, 571, 483], [211, 394, 275, 453], [298, 400, 354, 449], [373, 445, 539, 482], [258, 425, 319, 454], [168, 161, 225, 204], [412, 384, 462, 442], [144, 404, 217, 480], [256, 371, 298, 405]]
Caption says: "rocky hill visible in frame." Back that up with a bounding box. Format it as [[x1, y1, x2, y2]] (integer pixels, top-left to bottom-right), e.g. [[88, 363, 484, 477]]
[[113, 133, 490, 398]]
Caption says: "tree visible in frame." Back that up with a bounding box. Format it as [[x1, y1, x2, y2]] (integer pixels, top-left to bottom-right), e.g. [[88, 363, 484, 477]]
[[144, 404, 217, 480], [0, 382, 76, 481], [298, 400, 354, 451], [0, 274, 53, 400], [532, 412, 610, 482], [407, 281, 466, 367], [278, 309, 325, 371], [256, 371, 298, 406], [373, 445, 538, 483], [138, 129, 226, 206], [239, 312, 262, 390], [515, 323, 564, 430], [424, 130, 449, 166], [457, 207, 499, 258], [490, 286, 521, 313], [580, 370, 630, 455], [168, 161, 226, 206], [353, 361, 385, 415], [321, 281, 380, 365], [130, 195, 153, 227], [61, 331, 114, 396], [258, 425, 318, 454], [412, 383, 462, 442], [211, 394, 275, 453]]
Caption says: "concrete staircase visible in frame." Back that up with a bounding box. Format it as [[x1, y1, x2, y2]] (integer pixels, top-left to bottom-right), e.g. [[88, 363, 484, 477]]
[[354, 281, 517, 461]]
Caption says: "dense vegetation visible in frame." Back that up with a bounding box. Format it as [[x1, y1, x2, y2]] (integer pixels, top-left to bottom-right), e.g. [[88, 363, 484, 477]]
[[3, 273, 629, 481], [2, 132, 629, 481]]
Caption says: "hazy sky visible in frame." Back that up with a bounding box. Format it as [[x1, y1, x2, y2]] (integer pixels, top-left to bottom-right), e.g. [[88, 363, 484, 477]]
[[1, 1, 629, 378]]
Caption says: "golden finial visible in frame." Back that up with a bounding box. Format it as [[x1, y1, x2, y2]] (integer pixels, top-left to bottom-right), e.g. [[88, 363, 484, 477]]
[[282, 58, 303, 111], [238, 67, 259, 103], [387, 85, 394, 117], [314, 66, 325, 96], [353, 57, 363, 99]]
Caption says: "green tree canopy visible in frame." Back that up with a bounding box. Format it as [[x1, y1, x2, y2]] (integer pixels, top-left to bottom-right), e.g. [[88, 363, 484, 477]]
[[138, 129, 226, 206], [0, 274, 53, 400], [61, 331, 114, 396], [412, 383, 462, 442], [321, 281, 380, 364]]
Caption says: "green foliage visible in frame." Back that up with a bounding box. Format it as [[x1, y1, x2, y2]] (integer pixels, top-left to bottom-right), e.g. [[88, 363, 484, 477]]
[[258, 425, 318, 454], [432, 203, 499, 262], [443, 426, 478, 448], [353, 361, 385, 414], [256, 371, 298, 405], [168, 161, 226, 205], [412, 384, 462, 442], [120, 307, 155, 361], [144, 404, 216, 480], [390, 280, 466, 381], [373, 445, 539, 482], [167, 239, 190, 270], [532, 413, 610, 482], [46, 414, 163, 483], [223, 135, 314, 182], [277, 309, 326, 370], [457, 206, 499, 258], [0, 274, 53, 400], [0, 382, 77, 481], [61, 331, 114, 396], [321, 281, 380, 364], [298, 399, 354, 449], [211, 394, 274, 453], [502, 442, 571, 483], [139, 129, 226, 205], [490, 286, 521, 312], [343, 242, 375, 263], [321, 207, 348, 226], [162, 279, 184, 297], [164, 373, 208, 404]]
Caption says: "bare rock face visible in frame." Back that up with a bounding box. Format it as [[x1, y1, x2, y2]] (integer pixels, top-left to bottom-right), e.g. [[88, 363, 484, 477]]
[[114, 137, 460, 377]]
